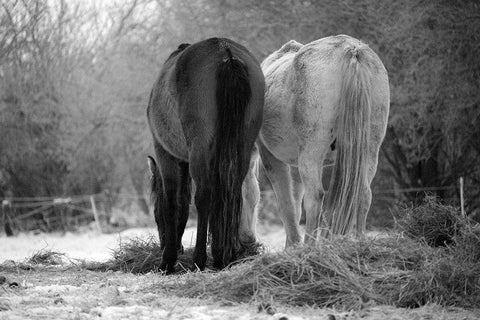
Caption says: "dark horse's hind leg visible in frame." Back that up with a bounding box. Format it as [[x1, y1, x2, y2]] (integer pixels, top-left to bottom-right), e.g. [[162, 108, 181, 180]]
[[190, 156, 210, 271], [176, 162, 191, 254], [153, 142, 182, 274], [150, 157, 190, 255], [148, 157, 166, 250]]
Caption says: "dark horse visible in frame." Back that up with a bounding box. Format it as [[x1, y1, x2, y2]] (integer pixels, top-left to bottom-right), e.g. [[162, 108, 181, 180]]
[[147, 38, 264, 273]]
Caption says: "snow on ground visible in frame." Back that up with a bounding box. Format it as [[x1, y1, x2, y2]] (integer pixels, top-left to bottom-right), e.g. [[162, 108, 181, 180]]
[[2, 224, 480, 320], [0, 223, 287, 263]]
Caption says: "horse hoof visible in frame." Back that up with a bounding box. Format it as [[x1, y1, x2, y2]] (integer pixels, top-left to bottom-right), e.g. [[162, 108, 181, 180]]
[[192, 252, 207, 272], [177, 245, 184, 255], [159, 262, 175, 275], [190, 262, 205, 272], [212, 261, 225, 270], [236, 241, 265, 261], [190, 265, 201, 272]]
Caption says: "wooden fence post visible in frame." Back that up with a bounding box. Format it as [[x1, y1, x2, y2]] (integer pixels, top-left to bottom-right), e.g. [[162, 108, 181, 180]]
[[459, 177, 465, 217], [2, 200, 13, 236], [90, 196, 102, 233], [103, 189, 113, 225]]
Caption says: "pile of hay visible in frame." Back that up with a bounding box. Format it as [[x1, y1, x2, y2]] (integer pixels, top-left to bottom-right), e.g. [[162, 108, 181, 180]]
[[27, 250, 67, 265], [398, 196, 466, 247], [90, 198, 480, 310], [170, 236, 437, 309], [84, 235, 263, 273], [83, 236, 213, 273]]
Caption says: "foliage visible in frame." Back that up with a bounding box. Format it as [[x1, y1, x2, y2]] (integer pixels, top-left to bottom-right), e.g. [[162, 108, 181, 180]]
[[1, 0, 479, 229]]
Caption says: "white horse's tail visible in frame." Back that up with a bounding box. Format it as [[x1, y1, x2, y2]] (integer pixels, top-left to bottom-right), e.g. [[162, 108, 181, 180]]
[[323, 46, 372, 236]]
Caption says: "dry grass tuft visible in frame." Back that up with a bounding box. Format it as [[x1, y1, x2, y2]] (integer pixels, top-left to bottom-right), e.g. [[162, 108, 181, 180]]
[[107, 236, 165, 273], [27, 249, 67, 265], [398, 196, 465, 247]]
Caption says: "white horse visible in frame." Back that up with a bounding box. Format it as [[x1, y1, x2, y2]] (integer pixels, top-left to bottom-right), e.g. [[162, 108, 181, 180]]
[[242, 35, 390, 247]]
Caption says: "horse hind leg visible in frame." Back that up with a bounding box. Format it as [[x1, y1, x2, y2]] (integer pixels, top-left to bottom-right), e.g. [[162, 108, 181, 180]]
[[148, 156, 166, 250], [153, 142, 182, 274], [258, 141, 302, 247], [176, 161, 191, 254], [189, 153, 210, 271], [239, 145, 261, 255], [290, 165, 305, 226], [356, 139, 382, 236], [298, 146, 329, 244]]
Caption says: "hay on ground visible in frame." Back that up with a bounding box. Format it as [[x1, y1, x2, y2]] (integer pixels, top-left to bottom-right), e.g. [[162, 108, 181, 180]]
[[398, 196, 465, 247], [27, 249, 67, 265], [79, 202, 480, 310], [166, 232, 480, 309]]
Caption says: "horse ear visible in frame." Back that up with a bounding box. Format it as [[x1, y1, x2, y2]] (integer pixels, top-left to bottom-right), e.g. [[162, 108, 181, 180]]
[[178, 43, 190, 51], [147, 156, 157, 175], [279, 40, 303, 54]]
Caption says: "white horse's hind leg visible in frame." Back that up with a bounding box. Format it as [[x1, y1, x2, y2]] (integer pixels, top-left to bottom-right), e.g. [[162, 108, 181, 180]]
[[258, 142, 302, 246], [298, 146, 329, 244], [240, 147, 260, 246], [356, 184, 372, 236], [356, 141, 382, 236], [290, 166, 305, 225]]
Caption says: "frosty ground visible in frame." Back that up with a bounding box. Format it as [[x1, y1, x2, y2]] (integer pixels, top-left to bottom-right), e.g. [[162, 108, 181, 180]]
[[1, 224, 479, 320]]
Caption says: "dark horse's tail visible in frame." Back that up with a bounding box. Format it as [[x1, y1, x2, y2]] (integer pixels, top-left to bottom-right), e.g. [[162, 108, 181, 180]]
[[210, 47, 251, 268]]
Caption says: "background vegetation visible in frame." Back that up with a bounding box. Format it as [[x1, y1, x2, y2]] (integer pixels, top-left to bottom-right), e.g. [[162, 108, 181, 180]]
[[1, 0, 479, 231]]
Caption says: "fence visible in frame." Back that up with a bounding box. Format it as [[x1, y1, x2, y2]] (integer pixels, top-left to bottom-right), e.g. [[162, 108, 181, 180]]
[[0, 191, 149, 236], [368, 179, 480, 228], [1, 179, 478, 235]]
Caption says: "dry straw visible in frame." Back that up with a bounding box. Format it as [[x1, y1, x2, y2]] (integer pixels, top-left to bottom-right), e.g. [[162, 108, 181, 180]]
[[77, 198, 480, 310], [398, 196, 465, 247]]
